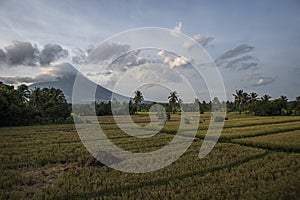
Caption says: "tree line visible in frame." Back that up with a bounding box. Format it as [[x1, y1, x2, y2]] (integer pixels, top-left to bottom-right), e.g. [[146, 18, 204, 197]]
[[230, 90, 300, 116], [0, 82, 71, 126], [1, 82, 300, 126]]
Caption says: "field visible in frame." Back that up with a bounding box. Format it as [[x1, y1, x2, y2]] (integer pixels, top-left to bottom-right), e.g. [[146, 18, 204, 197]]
[[0, 113, 300, 199]]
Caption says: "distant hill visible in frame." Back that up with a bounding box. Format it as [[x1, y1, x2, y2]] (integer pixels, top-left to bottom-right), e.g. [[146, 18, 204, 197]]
[[29, 63, 127, 103]]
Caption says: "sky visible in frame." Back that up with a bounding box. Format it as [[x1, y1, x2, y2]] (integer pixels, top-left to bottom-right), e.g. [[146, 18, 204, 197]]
[[0, 0, 300, 101]]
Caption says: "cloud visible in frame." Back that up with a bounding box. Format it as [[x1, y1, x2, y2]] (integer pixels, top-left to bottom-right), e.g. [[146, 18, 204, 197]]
[[0, 76, 36, 84], [252, 77, 275, 86], [133, 64, 183, 83], [0, 62, 79, 85], [244, 73, 275, 87], [87, 42, 130, 65], [170, 22, 214, 48], [85, 48, 188, 90], [170, 21, 182, 37], [239, 62, 258, 70], [169, 56, 189, 68], [215, 44, 258, 71], [174, 21, 182, 33], [0, 49, 6, 63], [0, 41, 70, 67], [222, 55, 258, 70], [4, 41, 39, 66], [39, 44, 68, 65], [215, 44, 254, 64], [38, 62, 77, 79], [157, 50, 189, 68], [183, 34, 214, 49], [222, 55, 253, 67], [71, 48, 87, 66], [86, 71, 112, 76]]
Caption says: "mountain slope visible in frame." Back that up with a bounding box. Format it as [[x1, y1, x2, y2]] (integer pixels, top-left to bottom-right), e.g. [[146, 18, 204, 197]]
[[29, 63, 127, 103]]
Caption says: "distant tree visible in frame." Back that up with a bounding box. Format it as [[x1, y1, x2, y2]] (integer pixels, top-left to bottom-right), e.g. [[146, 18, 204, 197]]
[[279, 95, 288, 115], [168, 91, 179, 114], [128, 100, 136, 115], [261, 94, 271, 102], [212, 97, 221, 112], [249, 92, 258, 102], [226, 100, 235, 112], [133, 90, 144, 112], [254, 94, 271, 116], [29, 87, 71, 123], [248, 92, 258, 114], [295, 96, 300, 115], [233, 90, 245, 114], [202, 100, 209, 112], [30, 88, 43, 112], [17, 84, 30, 104]]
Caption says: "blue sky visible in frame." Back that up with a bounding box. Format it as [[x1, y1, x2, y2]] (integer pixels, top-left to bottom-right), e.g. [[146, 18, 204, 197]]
[[0, 0, 299, 101]]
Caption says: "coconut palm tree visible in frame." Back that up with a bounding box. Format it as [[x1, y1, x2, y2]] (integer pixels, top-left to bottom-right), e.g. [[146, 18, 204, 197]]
[[249, 92, 258, 102], [233, 90, 244, 114], [168, 91, 179, 114], [30, 88, 43, 112], [133, 90, 144, 112], [261, 94, 271, 102], [17, 84, 30, 104]]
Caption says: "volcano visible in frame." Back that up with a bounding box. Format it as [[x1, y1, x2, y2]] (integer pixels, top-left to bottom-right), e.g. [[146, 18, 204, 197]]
[[29, 63, 127, 103]]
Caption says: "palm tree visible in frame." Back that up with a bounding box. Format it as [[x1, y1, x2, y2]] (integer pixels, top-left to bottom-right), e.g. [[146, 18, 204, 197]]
[[242, 92, 250, 112], [17, 84, 30, 104], [133, 90, 144, 112], [30, 88, 43, 112], [233, 90, 244, 114], [249, 92, 258, 102], [49, 88, 66, 103], [168, 91, 179, 114], [279, 95, 288, 115], [261, 94, 271, 102]]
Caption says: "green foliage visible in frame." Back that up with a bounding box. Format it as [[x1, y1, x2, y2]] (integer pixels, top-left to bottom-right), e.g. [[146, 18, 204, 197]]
[[133, 90, 144, 112], [232, 90, 299, 116], [0, 82, 71, 126], [168, 91, 179, 114]]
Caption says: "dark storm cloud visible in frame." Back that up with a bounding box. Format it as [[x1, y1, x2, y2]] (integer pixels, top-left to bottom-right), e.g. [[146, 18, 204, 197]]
[[0, 49, 6, 63], [4, 41, 39, 66], [0, 41, 69, 67], [39, 43, 68, 65]]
